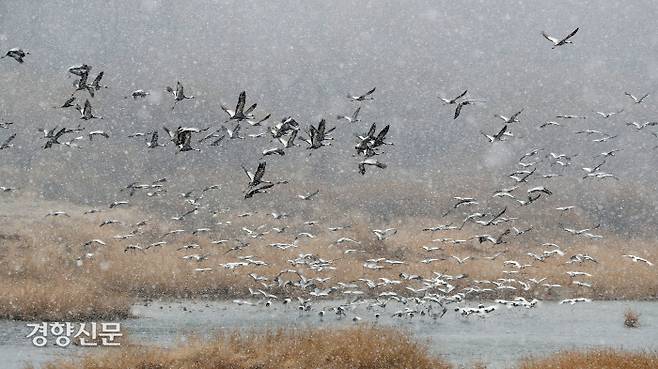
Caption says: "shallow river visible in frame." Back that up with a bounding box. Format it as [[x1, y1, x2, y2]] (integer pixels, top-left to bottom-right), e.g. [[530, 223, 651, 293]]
[[1, 300, 657, 369]]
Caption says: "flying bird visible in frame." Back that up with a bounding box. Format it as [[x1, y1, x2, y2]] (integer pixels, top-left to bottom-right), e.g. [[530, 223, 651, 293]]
[[337, 107, 361, 123], [1, 48, 29, 63], [440, 90, 468, 105], [347, 87, 376, 102], [541, 27, 579, 48], [166, 81, 194, 109], [624, 92, 650, 104]]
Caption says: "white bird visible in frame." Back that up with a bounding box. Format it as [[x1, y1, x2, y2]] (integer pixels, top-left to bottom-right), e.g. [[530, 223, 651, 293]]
[[541, 27, 579, 48], [75, 99, 101, 120], [224, 124, 244, 140], [337, 107, 361, 123], [124, 244, 144, 253], [88, 130, 109, 140], [482, 125, 509, 143], [46, 211, 69, 217], [539, 121, 560, 128], [336, 237, 361, 245], [623, 254, 654, 266], [624, 92, 650, 104], [440, 89, 468, 104], [451, 255, 471, 264], [372, 228, 397, 240], [595, 109, 623, 118], [347, 87, 376, 102], [556, 114, 586, 119], [358, 158, 387, 175], [592, 135, 617, 143], [596, 149, 622, 158], [298, 189, 319, 200], [560, 298, 591, 305], [109, 201, 129, 208], [566, 271, 592, 278], [528, 186, 552, 196], [495, 109, 523, 124]]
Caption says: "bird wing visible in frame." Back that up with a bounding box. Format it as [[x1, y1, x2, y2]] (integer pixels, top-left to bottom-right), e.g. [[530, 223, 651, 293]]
[[210, 135, 225, 146], [92, 71, 104, 89], [62, 96, 75, 107], [236, 91, 246, 115], [510, 109, 524, 120], [162, 126, 175, 139], [244, 103, 257, 115], [352, 106, 361, 120], [495, 125, 508, 138], [254, 113, 271, 125], [541, 31, 559, 44], [454, 102, 464, 119], [560, 27, 579, 43], [366, 122, 377, 138], [317, 119, 326, 134], [375, 125, 390, 143], [363, 87, 376, 97], [481, 131, 494, 142], [241, 165, 254, 181], [221, 104, 235, 117], [253, 162, 266, 183], [455, 89, 468, 100], [53, 127, 67, 140], [176, 81, 184, 96], [287, 129, 298, 146], [1, 133, 16, 147]]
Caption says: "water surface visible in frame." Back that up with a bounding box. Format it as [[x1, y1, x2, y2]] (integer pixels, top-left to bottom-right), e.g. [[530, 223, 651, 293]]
[[1, 300, 656, 369]]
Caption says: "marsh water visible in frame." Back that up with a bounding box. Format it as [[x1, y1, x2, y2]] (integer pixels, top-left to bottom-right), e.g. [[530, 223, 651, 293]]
[[1, 300, 657, 369]]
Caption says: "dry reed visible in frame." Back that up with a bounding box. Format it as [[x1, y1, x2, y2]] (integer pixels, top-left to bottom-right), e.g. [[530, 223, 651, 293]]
[[34, 325, 451, 369], [518, 349, 658, 369]]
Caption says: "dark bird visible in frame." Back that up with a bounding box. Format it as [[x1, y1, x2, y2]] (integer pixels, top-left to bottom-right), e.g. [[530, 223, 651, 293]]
[[1, 48, 29, 63], [166, 81, 194, 109]]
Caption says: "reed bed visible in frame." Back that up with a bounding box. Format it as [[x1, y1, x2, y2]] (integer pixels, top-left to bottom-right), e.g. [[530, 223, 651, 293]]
[[33, 325, 450, 369], [518, 349, 658, 369], [1, 207, 656, 321]]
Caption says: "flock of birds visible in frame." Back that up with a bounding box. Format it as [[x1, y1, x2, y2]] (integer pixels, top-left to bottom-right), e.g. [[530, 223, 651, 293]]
[[1, 26, 657, 322]]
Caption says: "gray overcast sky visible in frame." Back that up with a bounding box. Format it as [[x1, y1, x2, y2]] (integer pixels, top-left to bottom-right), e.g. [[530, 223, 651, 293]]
[[1, 0, 657, 236]]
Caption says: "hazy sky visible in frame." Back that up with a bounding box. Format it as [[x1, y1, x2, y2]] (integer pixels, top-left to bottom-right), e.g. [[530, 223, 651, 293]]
[[1, 0, 657, 235]]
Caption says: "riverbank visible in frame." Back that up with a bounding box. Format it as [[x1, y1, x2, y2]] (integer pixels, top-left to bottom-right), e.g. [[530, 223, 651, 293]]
[[22, 326, 658, 369]]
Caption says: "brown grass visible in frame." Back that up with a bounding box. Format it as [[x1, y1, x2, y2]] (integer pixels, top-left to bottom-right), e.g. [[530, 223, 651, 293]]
[[518, 349, 658, 369], [35, 325, 451, 369], [1, 198, 657, 320], [624, 308, 640, 328], [0, 279, 132, 321]]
